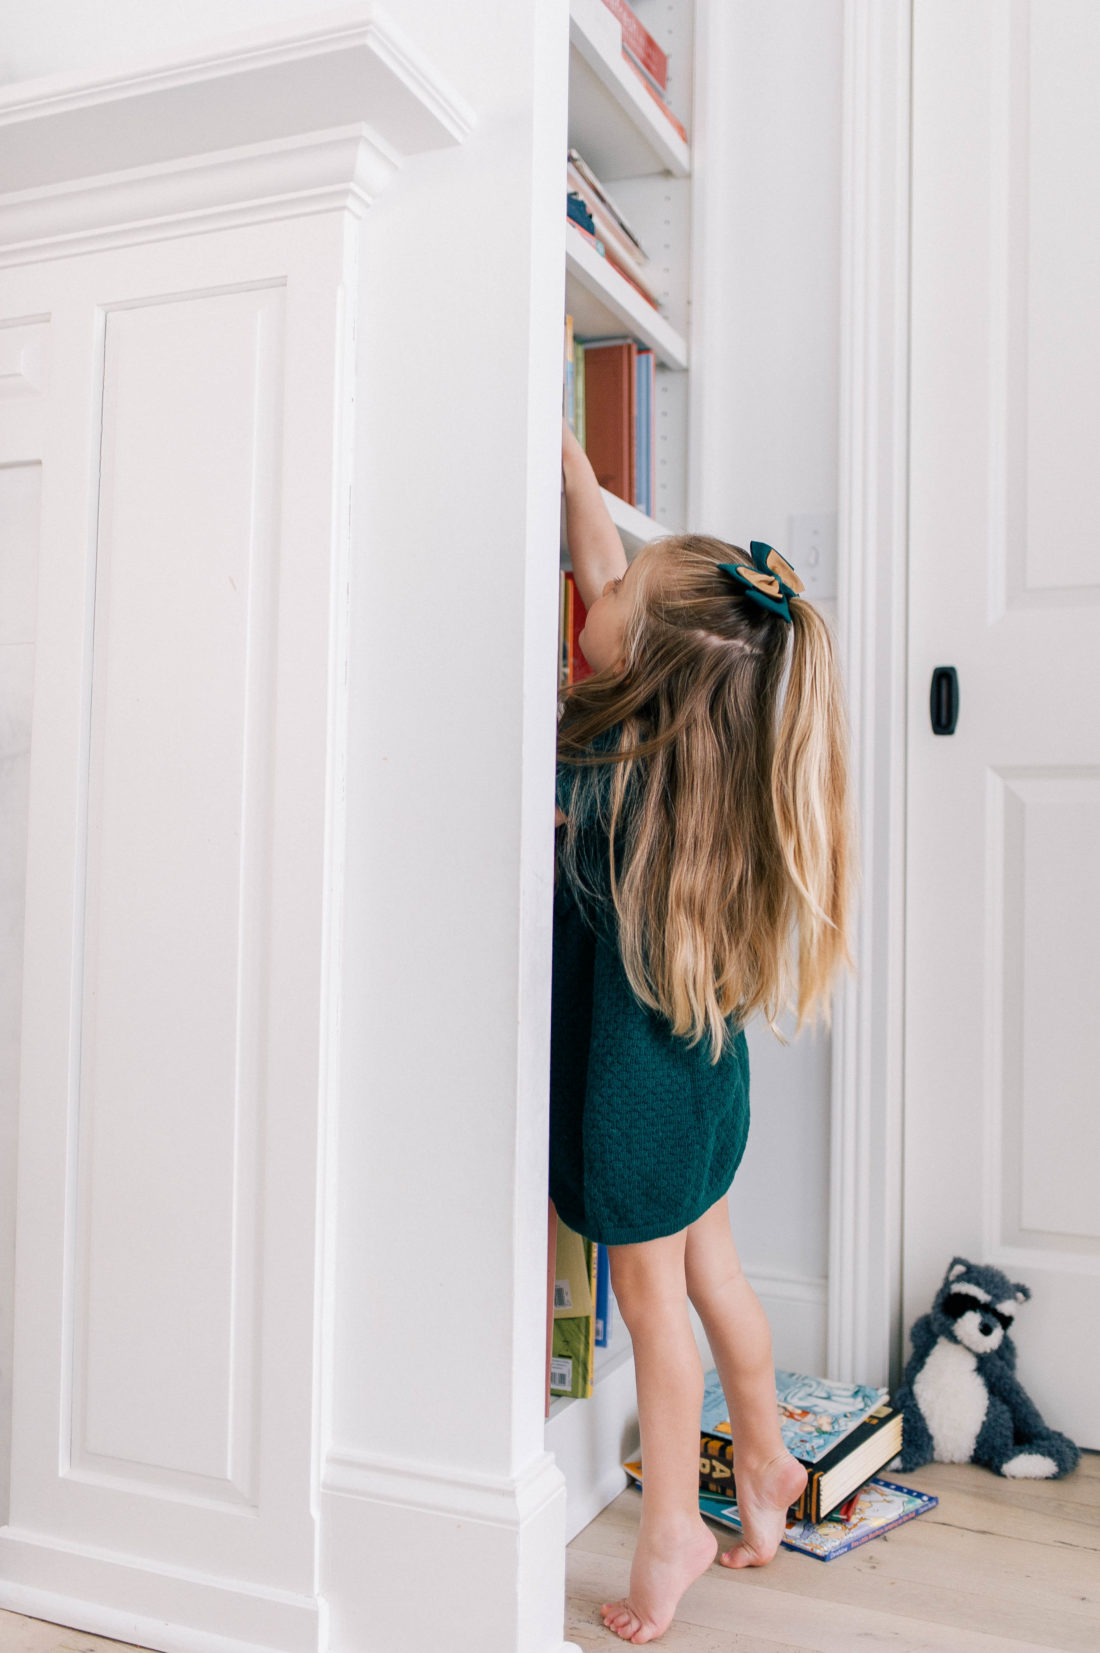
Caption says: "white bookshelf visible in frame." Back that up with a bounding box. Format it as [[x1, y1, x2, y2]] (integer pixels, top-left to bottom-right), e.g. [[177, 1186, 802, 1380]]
[[560, 486, 670, 566], [564, 0, 693, 535], [565, 221, 688, 368], [568, 0, 690, 179], [550, 0, 696, 1547]]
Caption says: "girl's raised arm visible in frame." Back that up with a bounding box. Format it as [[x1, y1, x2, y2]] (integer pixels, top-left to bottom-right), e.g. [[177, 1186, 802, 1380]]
[[561, 418, 628, 613]]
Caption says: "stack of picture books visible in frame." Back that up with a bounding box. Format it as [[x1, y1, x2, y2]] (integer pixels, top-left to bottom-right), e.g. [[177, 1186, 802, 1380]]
[[623, 1366, 937, 1559], [564, 313, 656, 518], [567, 147, 662, 312]]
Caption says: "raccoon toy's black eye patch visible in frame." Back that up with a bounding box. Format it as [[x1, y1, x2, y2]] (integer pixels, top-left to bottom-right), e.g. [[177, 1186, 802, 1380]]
[[943, 1291, 1012, 1329]]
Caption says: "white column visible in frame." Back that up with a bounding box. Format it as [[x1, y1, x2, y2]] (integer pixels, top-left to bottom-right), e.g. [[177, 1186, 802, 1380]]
[[325, 0, 581, 1646]]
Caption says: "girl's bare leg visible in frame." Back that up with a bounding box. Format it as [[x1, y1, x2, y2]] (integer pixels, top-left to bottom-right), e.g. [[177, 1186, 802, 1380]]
[[599, 1230, 717, 1644], [684, 1193, 808, 1567]]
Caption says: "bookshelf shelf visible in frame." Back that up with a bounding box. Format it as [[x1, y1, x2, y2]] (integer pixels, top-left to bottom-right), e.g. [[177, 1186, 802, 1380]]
[[560, 487, 669, 564], [603, 487, 670, 552], [569, 0, 690, 180], [565, 220, 688, 368]]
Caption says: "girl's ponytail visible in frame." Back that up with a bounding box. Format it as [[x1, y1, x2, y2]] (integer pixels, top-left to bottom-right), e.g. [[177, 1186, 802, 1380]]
[[771, 598, 856, 1031]]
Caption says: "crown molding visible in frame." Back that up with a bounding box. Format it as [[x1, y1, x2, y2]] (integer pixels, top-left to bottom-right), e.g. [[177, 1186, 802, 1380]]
[[0, 3, 473, 261]]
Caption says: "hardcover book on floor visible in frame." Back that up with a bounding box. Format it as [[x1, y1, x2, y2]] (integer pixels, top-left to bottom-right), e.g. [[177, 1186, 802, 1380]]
[[623, 1460, 938, 1561]]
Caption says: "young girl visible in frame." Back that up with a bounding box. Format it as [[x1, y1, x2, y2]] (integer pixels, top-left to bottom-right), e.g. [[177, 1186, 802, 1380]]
[[553, 420, 854, 1644]]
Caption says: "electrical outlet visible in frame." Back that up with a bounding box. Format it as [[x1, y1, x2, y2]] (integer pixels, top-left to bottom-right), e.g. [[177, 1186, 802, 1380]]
[[788, 511, 837, 600]]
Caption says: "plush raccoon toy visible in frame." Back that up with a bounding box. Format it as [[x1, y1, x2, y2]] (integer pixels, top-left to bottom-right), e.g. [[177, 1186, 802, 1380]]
[[891, 1256, 1080, 1479]]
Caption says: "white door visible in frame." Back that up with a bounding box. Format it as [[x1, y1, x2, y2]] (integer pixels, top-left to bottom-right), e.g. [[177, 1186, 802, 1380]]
[[905, 0, 1100, 1449]]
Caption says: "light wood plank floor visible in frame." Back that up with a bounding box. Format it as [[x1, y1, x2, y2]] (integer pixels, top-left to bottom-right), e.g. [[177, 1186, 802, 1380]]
[[566, 1451, 1100, 1652], [0, 1455, 1094, 1652]]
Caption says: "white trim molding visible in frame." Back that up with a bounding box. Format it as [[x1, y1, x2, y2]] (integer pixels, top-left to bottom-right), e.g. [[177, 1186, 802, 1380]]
[[829, 0, 912, 1393], [0, 4, 473, 262]]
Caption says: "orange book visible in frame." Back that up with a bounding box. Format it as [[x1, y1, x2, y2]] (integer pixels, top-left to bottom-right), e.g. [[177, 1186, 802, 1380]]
[[601, 0, 668, 90], [583, 339, 636, 504]]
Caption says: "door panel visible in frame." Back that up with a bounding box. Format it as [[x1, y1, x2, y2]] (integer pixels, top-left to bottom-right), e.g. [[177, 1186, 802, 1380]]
[[907, 0, 1100, 1447]]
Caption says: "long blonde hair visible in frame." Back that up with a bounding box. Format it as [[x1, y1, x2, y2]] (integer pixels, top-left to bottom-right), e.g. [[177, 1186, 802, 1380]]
[[557, 534, 856, 1064]]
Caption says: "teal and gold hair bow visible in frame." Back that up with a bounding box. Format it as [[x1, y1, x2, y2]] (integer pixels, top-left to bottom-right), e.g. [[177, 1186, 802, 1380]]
[[718, 540, 805, 623]]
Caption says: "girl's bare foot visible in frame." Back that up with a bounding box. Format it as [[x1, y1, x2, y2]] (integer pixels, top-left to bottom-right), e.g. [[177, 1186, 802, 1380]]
[[718, 1449, 807, 1568], [599, 1515, 717, 1643]]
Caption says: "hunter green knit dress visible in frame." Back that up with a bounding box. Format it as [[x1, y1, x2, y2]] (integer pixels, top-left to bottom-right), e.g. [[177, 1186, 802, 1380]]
[[550, 724, 751, 1245]]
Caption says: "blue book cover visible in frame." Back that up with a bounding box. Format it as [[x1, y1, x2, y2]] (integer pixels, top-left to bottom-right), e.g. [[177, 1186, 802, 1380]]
[[594, 1242, 610, 1346], [567, 192, 595, 236], [564, 316, 575, 432], [641, 350, 655, 513], [634, 350, 650, 514]]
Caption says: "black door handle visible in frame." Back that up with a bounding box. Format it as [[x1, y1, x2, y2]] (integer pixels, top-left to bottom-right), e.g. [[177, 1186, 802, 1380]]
[[930, 666, 959, 735]]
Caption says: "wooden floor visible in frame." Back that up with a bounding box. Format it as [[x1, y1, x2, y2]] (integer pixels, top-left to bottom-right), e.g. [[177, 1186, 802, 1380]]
[[0, 1455, 1095, 1652], [565, 1451, 1100, 1652]]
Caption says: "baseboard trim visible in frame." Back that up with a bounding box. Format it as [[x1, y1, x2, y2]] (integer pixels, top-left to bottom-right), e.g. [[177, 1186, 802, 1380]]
[[0, 1524, 320, 1653]]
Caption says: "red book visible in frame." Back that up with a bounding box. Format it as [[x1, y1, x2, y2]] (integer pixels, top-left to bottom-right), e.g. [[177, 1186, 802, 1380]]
[[567, 573, 593, 682], [583, 339, 636, 505], [601, 0, 668, 91]]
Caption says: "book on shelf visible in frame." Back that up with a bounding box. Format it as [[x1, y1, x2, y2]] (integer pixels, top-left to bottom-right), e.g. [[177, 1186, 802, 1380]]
[[549, 1216, 598, 1399], [566, 198, 661, 310], [564, 316, 587, 448], [569, 149, 648, 258], [698, 1366, 906, 1524], [635, 345, 655, 517], [594, 1239, 610, 1347], [582, 337, 638, 505], [559, 570, 593, 687], [622, 1459, 938, 1562], [595, 0, 688, 143], [563, 316, 656, 542], [545, 1201, 557, 1418], [600, 0, 668, 93], [567, 148, 661, 307], [566, 215, 662, 315], [563, 313, 576, 437]]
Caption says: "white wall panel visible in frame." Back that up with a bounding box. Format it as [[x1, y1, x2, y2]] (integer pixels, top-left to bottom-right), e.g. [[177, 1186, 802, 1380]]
[[994, 767, 1100, 1248], [1025, 1, 1100, 592], [991, 0, 1100, 611], [77, 287, 284, 1488], [0, 220, 351, 1647], [0, 454, 42, 1532]]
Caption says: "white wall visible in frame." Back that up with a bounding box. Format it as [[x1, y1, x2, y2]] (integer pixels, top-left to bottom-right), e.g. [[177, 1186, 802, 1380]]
[[692, 0, 845, 1375]]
